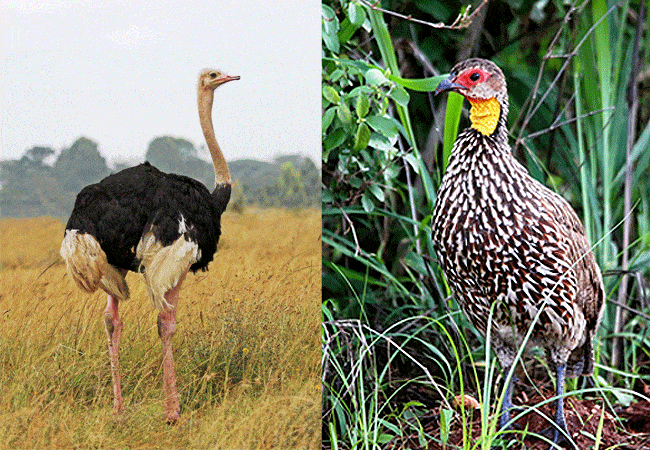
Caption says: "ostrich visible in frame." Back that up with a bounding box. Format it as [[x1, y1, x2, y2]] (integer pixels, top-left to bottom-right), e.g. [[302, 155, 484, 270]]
[[60, 69, 239, 423]]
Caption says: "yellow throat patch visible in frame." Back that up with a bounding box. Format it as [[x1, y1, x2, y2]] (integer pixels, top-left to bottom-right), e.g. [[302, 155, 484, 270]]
[[468, 97, 501, 136]]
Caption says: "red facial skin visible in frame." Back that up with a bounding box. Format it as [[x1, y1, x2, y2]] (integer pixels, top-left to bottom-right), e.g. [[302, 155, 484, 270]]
[[454, 68, 491, 90]]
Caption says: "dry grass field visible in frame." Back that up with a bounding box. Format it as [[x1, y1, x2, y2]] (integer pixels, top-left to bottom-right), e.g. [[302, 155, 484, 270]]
[[0, 209, 321, 449]]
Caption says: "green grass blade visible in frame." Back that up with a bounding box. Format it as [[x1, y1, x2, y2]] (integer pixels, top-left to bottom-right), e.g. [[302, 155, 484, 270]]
[[443, 92, 464, 173]]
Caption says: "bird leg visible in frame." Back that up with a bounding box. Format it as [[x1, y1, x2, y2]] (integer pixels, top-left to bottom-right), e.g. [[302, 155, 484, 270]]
[[541, 362, 579, 450], [104, 293, 124, 415], [498, 369, 519, 431], [157, 274, 186, 424]]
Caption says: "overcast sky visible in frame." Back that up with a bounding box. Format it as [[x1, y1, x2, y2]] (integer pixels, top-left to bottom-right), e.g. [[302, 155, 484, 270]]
[[1, 1, 320, 167]]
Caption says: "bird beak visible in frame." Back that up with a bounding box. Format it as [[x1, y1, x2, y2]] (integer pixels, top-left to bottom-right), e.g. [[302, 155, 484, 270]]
[[218, 74, 241, 85], [434, 76, 467, 96]]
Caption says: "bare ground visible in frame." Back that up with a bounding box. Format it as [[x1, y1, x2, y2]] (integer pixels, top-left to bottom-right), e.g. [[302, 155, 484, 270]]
[[388, 384, 650, 449]]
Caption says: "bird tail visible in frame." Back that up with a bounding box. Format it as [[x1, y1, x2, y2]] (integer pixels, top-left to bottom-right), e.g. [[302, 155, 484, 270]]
[[60, 230, 129, 301]]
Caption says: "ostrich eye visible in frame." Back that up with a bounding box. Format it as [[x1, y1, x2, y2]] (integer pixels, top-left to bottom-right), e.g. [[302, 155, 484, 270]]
[[470, 72, 480, 81], [210, 72, 217, 78]]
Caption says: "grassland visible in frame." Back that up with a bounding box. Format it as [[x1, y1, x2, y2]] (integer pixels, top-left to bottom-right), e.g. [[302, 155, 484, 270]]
[[0, 209, 321, 449]]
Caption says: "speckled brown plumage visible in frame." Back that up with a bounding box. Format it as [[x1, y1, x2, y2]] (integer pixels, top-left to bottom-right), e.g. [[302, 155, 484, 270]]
[[432, 58, 605, 448]]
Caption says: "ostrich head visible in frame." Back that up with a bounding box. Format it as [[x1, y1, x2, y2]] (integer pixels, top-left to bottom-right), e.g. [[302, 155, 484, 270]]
[[199, 69, 240, 91]]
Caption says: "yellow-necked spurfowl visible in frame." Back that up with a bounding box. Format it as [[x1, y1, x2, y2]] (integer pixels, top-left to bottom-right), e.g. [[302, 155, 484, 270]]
[[432, 58, 605, 448]]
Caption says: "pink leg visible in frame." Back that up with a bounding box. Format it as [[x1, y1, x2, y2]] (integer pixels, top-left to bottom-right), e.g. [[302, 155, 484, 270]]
[[157, 274, 186, 424], [104, 294, 124, 414]]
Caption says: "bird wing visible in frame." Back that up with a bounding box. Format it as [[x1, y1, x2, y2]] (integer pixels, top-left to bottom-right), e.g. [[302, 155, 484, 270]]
[[136, 227, 201, 311], [60, 229, 130, 300]]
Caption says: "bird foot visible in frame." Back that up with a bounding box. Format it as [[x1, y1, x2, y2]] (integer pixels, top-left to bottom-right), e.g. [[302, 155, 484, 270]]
[[539, 425, 578, 450], [165, 409, 180, 425]]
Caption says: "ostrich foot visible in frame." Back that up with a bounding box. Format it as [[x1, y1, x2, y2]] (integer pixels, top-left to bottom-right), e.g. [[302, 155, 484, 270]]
[[165, 408, 180, 425]]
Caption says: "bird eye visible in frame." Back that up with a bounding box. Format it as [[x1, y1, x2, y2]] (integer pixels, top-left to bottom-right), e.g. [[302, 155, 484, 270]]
[[210, 72, 217, 78], [470, 72, 481, 81]]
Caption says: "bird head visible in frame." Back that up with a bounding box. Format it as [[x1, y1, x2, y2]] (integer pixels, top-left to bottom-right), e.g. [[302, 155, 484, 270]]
[[435, 58, 508, 136], [199, 69, 240, 91]]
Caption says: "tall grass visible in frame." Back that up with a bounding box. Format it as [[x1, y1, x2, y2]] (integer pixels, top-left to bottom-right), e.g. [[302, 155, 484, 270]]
[[0, 210, 321, 449]]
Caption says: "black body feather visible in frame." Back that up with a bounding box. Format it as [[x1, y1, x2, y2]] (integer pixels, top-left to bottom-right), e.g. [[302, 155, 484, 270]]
[[65, 162, 229, 273]]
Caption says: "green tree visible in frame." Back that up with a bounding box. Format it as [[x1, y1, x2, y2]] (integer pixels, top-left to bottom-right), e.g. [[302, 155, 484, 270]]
[[25, 146, 55, 166], [145, 136, 212, 187], [54, 137, 109, 194], [275, 162, 307, 208], [298, 157, 320, 206], [0, 146, 72, 217]]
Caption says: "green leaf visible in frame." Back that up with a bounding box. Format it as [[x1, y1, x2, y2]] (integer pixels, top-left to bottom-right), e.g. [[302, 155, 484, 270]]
[[324, 128, 347, 152], [322, 107, 336, 132], [336, 103, 352, 125], [321, 5, 339, 53], [322, 85, 340, 104], [442, 92, 464, 172], [365, 68, 388, 85], [440, 408, 454, 443], [355, 95, 370, 118], [390, 85, 409, 107], [349, 85, 373, 97], [348, 2, 366, 26], [366, 115, 399, 138], [388, 73, 448, 92], [403, 251, 426, 274], [349, 176, 362, 188], [368, 183, 385, 202], [338, 18, 359, 45], [377, 433, 394, 444], [322, 189, 334, 204], [368, 133, 397, 152], [361, 193, 375, 213], [353, 123, 371, 152], [403, 153, 420, 175], [329, 68, 344, 83]]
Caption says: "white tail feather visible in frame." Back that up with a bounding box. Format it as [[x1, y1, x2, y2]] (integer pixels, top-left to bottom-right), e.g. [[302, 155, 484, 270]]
[[60, 230, 129, 301], [136, 231, 199, 311]]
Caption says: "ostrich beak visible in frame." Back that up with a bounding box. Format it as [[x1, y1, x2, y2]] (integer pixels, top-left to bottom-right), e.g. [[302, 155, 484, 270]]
[[218, 74, 241, 85], [434, 77, 467, 95]]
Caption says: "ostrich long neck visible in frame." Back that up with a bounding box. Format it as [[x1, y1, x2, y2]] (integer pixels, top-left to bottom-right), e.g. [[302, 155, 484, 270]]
[[198, 86, 231, 187]]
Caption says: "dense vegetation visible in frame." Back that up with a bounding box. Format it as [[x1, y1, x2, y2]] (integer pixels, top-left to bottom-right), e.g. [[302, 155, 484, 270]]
[[0, 136, 320, 218], [322, 0, 649, 447]]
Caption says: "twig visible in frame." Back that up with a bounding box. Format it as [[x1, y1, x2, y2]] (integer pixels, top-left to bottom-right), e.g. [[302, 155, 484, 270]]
[[511, 0, 587, 139], [339, 206, 362, 257], [517, 101, 616, 194], [359, 0, 489, 30], [608, 299, 650, 322], [522, 106, 615, 141], [398, 138, 421, 257], [513, 0, 620, 153]]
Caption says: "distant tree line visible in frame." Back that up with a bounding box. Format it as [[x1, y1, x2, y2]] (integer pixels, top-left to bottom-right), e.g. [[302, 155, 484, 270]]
[[0, 136, 320, 218]]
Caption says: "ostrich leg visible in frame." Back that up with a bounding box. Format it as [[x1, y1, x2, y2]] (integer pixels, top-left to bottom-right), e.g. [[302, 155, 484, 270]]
[[158, 274, 186, 424], [104, 293, 124, 414]]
